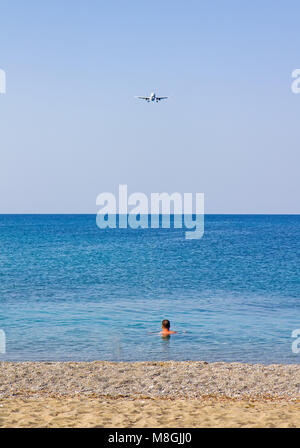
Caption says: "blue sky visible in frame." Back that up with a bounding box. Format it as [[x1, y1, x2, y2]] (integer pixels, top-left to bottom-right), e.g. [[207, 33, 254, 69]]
[[0, 0, 299, 213]]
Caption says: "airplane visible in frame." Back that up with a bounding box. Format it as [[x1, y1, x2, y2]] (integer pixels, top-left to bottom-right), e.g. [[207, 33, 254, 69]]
[[135, 92, 168, 102]]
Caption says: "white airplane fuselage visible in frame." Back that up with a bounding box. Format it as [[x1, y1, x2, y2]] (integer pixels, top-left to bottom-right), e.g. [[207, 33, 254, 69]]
[[149, 92, 156, 102]]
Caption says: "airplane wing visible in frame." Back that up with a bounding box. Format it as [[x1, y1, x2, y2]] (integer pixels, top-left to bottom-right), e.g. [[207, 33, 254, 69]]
[[135, 96, 150, 101], [156, 97, 168, 101]]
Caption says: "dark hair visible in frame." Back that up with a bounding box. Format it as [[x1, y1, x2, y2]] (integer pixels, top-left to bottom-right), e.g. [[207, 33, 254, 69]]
[[162, 319, 170, 329]]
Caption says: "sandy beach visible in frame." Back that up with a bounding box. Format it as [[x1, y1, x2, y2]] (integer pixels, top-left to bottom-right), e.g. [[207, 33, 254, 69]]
[[0, 361, 299, 427]]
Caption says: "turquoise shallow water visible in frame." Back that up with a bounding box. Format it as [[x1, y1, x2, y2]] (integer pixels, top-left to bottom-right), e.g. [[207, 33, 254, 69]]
[[0, 214, 299, 363]]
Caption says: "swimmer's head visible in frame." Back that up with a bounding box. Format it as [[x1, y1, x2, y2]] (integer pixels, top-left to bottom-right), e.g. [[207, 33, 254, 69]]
[[162, 319, 170, 330]]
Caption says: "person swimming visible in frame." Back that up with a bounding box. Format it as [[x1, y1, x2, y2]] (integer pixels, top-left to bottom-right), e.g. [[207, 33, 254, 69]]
[[160, 319, 177, 337]]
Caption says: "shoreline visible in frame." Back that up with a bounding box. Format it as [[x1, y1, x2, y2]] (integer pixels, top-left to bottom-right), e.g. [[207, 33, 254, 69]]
[[1, 360, 299, 401]]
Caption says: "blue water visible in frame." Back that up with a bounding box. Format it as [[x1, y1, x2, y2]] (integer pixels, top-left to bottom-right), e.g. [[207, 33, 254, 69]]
[[0, 214, 299, 364]]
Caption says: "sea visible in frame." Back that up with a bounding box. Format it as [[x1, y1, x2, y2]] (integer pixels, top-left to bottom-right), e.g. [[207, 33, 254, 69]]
[[0, 214, 299, 364]]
